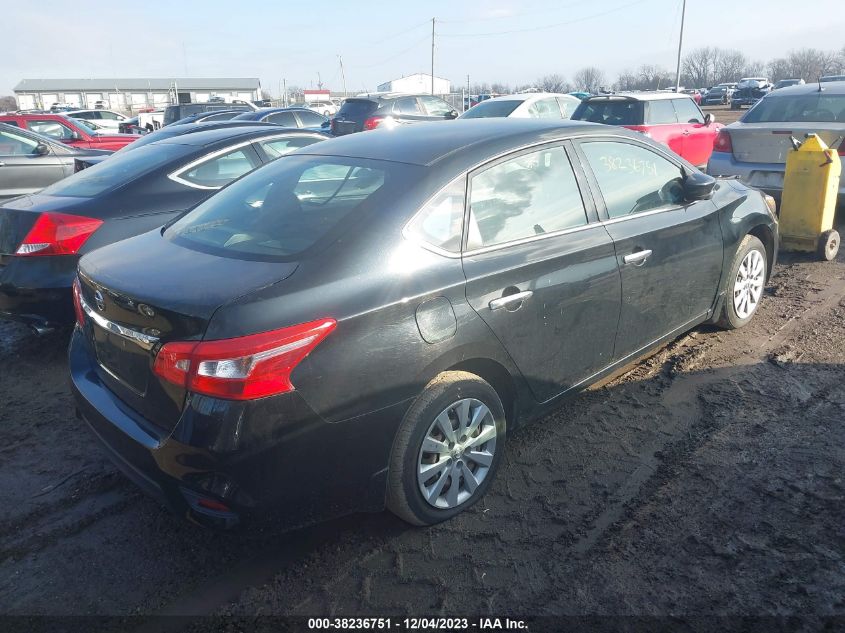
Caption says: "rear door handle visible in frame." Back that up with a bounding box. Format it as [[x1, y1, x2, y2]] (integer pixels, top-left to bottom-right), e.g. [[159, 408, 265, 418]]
[[623, 249, 653, 265], [489, 290, 533, 311]]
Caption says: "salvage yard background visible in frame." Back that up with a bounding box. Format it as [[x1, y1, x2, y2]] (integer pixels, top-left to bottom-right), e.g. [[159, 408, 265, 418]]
[[0, 105, 842, 629]]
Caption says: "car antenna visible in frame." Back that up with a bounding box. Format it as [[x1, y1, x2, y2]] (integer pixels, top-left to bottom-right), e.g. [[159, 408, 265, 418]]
[[818, 77, 824, 92]]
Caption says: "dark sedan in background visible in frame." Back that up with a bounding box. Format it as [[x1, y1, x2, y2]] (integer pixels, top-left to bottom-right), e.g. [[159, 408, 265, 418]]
[[330, 93, 458, 135], [232, 107, 328, 129], [0, 122, 111, 200], [69, 119, 777, 530], [0, 126, 328, 330]]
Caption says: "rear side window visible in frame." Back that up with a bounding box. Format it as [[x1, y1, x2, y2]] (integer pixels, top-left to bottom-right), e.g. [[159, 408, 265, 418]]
[[258, 135, 322, 159], [467, 146, 587, 249], [405, 178, 466, 253], [167, 156, 398, 260], [572, 100, 643, 126], [672, 98, 704, 123], [419, 96, 453, 116], [646, 100, 678, 124], [175, 147, 259, 189], [527, 98, 561, 119], [581, 141, 684, 219], [266, 111, 298, 127]]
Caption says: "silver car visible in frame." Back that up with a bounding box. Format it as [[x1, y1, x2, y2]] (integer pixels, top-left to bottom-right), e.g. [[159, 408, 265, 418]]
[[708, 81, 845, 197]]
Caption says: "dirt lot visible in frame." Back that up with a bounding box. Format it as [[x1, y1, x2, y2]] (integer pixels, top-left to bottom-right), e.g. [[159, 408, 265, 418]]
[[1, 211, 843, 630]]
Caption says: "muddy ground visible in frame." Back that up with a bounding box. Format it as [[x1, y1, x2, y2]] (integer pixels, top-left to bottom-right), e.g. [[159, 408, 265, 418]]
[[1, 213, 843, 631]]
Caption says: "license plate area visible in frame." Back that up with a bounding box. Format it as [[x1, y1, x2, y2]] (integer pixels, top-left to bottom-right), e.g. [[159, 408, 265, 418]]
[[92, 324, 150, 395]]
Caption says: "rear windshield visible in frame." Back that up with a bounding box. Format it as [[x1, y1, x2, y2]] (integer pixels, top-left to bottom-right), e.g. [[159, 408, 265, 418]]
[[743, 94, 845, 123], [460, 100, 521, 119], [571, 100, 644, 125], [166, 155, 406, 261], [39, 144, 190, 197], [337, 100, 378, 118]]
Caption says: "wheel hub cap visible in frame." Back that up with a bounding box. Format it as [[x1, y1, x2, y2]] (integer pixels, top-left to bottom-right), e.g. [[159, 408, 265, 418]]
[[733, 249, 765, 319], [417, 398, 497, 510]]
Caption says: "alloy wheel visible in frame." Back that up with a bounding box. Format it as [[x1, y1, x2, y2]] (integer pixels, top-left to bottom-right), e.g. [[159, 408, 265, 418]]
[[417, 398, 497, 509], [733, 249, 765, 319]]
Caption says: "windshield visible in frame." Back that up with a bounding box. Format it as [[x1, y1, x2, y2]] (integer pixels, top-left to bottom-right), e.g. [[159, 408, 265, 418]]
[[167, 155, 410, 261], [742, 94, 845, 123], [39, 144, 190, 197], [66, 117, 98, 135], [708, 87, 727, 93], [571, 100, 644, 125], [460, 100, 522, 119]]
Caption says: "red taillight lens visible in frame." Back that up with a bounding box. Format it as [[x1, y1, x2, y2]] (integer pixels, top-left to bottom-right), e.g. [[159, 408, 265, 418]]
[[153, 318, 337, 400], [838, 139, 845, 157], [15, 212, 103, 256], [713, 129, 733, 154], [363, 116, 385, 131], [72, 277, 85, 326]]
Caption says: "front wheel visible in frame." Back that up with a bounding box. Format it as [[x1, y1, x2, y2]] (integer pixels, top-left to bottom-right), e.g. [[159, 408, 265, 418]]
[[717, 234, 767, 330], [387, 371, 506, 526]]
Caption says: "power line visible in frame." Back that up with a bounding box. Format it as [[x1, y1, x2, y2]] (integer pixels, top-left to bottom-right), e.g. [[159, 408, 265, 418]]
[[437, 0, 594, 24], [346, 34, 432, 70], [438, 0, 652, 38]]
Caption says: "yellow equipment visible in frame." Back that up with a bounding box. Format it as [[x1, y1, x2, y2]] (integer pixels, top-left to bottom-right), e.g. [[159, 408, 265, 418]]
[[778, 133, 841, 261]]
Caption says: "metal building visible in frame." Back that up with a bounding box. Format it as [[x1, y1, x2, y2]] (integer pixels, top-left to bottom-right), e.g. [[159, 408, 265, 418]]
[[13, 78, 262, 112], [376, 73, 451, 95]]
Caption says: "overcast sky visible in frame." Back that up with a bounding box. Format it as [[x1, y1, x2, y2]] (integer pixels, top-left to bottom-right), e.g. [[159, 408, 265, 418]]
[[4, 0, 844, 96]]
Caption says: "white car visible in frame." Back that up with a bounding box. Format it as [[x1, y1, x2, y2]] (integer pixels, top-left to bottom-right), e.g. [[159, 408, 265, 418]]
[[305, 100, 339, 117], [66, 109, 128, 131], [458, 93, 582, 120]]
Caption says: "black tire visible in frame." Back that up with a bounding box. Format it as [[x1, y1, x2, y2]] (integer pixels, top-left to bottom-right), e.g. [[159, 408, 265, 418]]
[[817, 229, 840, 261], [387, 371, 506, 526], [717, 234, 767, 330]]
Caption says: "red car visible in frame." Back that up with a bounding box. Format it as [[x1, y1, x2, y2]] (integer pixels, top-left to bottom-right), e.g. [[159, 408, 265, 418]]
[[0, 113, 140, 151], [571, 93, 722, 168]]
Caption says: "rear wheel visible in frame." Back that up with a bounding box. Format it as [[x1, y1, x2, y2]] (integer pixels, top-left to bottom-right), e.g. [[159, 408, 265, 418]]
[[387, 371, 506, 526], [817, 229, 840, 261], [717, 235, 767, 330]]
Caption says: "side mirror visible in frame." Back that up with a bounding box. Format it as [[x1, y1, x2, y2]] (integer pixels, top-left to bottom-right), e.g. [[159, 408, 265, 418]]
[[683, 170, 716, 201], [704, 112, 715, 125], [447, 110, 459, 119], [34, 143, 50, 156], [70, 131, 82, 140]]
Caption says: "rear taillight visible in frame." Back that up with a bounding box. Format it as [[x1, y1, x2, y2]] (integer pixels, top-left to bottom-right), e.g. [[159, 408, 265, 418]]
[[838, 139, 845, 157], [72, 277, 85, 326], [713, 129, 733, 154], [15, 212, 103, 256], [363, 116, 385, 131], [153, 318, 337, 400]]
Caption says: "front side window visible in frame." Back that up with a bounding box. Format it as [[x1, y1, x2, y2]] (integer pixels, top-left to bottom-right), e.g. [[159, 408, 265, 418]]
[[167, 156, 398, 260], [527, 98, 561, 119], [419, 96, 453, 116], [646, 100, 678, 124], [581, 141, 685, 219], [177, 147, 258, 188], [467, 146, 587, 249], [27, 120, 75, 140], [0, 129, 40, 155], [99, 111, 122, 120], [672, 98, 704, 123], [405, 177, 466, 253]]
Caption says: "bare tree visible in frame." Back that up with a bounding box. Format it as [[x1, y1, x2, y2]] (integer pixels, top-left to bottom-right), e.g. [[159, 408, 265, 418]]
[[782, 48, 841, 81], [715, 50, 748, 83], [636, 65, 672, 90], [490, 82, 511, 95], [0, 95, 17, 112], [537, 74, 571, 93], [573, 67, 605, 93], [614, 69, 639, 91], [260, 89, 272, 101], [683, 47, 717, 88]]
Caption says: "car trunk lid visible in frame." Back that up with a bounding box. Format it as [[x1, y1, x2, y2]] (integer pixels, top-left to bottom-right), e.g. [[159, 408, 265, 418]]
[[77, 230, 298, 431], [729, 122, 844, 164]]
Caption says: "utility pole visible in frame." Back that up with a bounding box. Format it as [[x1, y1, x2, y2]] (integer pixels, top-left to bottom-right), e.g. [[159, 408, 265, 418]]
[[282, 78, 287, 107], [338, 55, 347, 97], [317, 72, 323, 90], [675, 0, 686, 92], [431, 18, 435, 95]]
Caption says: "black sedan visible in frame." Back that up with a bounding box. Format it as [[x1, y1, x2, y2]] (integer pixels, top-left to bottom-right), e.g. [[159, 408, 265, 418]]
[[0, 126, 328, 330], [69, 119, 777, 529], [0, 122, 111, 200], [231, 107, 329, 130]]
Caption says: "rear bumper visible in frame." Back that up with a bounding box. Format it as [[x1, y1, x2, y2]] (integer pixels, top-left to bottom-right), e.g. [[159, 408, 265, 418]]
[[0, 255, 78, 328], [707, 152, 845, 198], [69, 327, 408, 528]]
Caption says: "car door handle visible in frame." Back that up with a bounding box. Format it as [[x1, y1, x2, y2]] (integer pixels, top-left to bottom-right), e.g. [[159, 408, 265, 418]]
[[623, 249, 653, 266], [0, 162, 5, 167], [489, 290, 533, 311]]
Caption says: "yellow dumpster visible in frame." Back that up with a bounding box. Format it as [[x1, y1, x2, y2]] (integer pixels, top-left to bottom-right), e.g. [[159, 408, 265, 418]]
[[779, 133, 841, 261]]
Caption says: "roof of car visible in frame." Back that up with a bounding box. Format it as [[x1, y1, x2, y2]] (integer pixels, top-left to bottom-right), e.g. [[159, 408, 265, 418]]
[[297, 119, 610, 167], [153, 124, 325, 147], [768, 80, 845, 95], [233, 107, 317, 119], [481, 92, 581, 103], [584, 92, 694, 102]]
